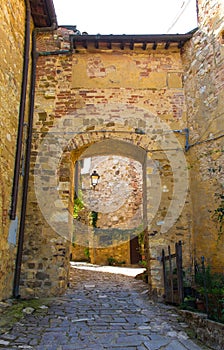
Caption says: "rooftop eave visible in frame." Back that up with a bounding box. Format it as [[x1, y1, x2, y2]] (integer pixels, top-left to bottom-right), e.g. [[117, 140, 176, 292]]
[[70, 32, 196, 51], [29, 0, 57, 28]]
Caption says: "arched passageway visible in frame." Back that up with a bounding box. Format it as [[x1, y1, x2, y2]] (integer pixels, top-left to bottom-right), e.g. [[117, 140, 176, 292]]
[[22, 103, 191, 299], [70, 140, 146, 267]]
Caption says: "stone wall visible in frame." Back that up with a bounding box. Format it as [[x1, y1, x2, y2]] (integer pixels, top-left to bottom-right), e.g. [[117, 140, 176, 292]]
[[20, 28, 193, 298], [0, 0, 31, 300], [183, 0, 224, 268], [1, 0, 223, 302], [72, 155, 143, 266], [179, 310, 224, 350]]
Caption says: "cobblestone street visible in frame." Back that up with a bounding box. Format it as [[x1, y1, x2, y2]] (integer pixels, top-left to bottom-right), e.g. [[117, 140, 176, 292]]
[[0, 263, 209, 350]]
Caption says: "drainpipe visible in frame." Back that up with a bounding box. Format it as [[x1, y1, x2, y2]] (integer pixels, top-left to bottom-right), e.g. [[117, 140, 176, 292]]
[[13, 20, 57, 298], [10, 0, 31, 220]]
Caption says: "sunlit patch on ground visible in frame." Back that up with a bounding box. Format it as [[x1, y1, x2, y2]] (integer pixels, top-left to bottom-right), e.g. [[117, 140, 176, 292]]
[[70, 261, 146, 277]]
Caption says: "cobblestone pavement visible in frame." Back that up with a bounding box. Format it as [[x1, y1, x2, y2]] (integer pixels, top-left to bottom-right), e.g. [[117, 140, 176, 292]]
[[0, 263, 210, 350]]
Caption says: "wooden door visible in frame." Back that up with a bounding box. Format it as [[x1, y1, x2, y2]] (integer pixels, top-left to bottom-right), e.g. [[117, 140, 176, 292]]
[[130, 236, 141, 264]]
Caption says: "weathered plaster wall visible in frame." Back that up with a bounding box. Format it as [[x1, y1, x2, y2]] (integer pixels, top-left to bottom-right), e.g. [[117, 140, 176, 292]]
[[0, 0, 30, 300], [21, 29, 193, 298], [183, 0, 224, 268]]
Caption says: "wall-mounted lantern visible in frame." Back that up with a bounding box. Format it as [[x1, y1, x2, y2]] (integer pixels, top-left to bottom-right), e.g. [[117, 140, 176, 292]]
[[90, 170, 100, 189]]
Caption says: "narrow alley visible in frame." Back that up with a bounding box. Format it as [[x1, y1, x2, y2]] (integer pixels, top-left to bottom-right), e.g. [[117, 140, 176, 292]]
[[0, 263, 210, 350]]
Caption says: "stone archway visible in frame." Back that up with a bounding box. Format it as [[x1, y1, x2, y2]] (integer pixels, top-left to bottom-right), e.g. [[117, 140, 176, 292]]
[[70, 139, 147, 266], [21, 103, 189, 298]]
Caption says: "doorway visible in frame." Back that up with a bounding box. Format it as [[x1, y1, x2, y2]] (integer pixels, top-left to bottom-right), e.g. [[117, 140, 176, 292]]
[[130, 236, 142, 265]]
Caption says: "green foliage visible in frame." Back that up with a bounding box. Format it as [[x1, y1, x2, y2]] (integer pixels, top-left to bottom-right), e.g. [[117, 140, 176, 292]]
[[181, 296, 196, 311], [213, 194, 224, 239], [91, 211, 98, 228], [107, 256, 126, 266], [138, 229, 145, 245], [195, 266, 224, 323], [107, 256, 116, 266], [84, 247, 90, 262], [0, 298, 51, 332], [138, 260, 147, 267], [73, 192, 84, 219], [196, 265, 224, 294]]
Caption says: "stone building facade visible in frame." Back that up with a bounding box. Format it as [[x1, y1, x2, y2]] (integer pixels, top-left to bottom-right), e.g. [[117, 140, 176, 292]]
[[0, 0, 27, 300], [183, 0, 224, 268], [24, 26, 195, 298], [0, 0, 56, 300], [0, 0, 223, 301]]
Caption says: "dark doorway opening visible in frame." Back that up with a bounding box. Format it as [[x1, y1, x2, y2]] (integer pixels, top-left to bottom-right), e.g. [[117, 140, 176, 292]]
[[130, 236, 141, 265]]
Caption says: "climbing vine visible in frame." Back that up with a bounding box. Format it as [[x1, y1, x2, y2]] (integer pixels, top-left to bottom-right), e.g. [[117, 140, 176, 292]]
[[213, 194, 224, 240], [91, 211, 98, 228], [73, 191, 84, 219]]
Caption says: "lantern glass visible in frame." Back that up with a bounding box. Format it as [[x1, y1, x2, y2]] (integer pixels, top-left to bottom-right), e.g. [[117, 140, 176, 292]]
[[91, 170, 100, 188]]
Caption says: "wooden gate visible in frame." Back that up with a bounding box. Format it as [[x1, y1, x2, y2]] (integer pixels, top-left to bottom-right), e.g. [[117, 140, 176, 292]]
[[162, 241, 184, 305]]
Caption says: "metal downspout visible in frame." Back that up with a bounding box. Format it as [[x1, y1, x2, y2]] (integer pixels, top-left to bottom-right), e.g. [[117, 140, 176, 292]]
[[10, 0, 31, 220], [13, 21, 57, 298], [13, 30, 36, 298]]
